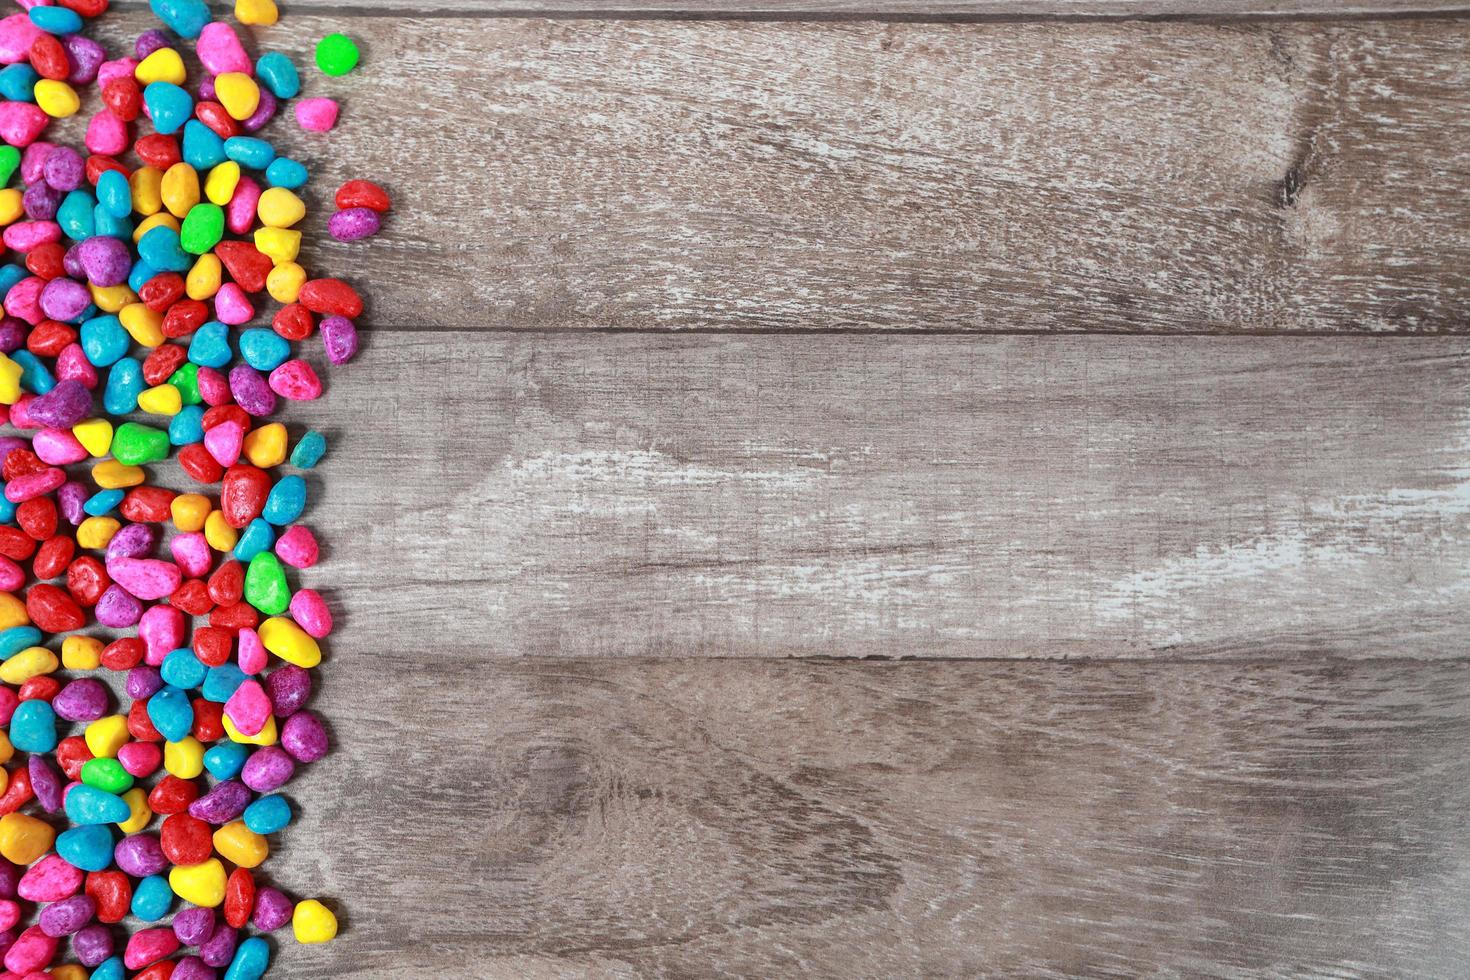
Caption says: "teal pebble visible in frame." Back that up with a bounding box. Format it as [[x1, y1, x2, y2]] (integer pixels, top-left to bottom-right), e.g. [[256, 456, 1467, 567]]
[[0, 493, 14, 524], [9, 698, 56, 752], [81, 314, 128, 367], [233, 517, 274, 563], [56, 824, 116, 872], [0, 265, 26, 298], [201, 662, 247, 704], [290, 430, 327, 468], [12, 350, 54, 394], [0, 64, 38, 103], [238, 328, 289, 371], [145, 685, 193, 743], [243, 794, 292, 835], [182, 119, 226, 170], [127, 259, 157, 294], [131, 873, 173, 921], [57, 189, 95, 242], [160, 648, 207, 690], [224, 936, 271, 980], [0, 625, 41, 659], [96, 169, 130, 218], [262, 474, 306, 525], [93, 206, 132, 240], [169, 404, 205, 446], [103, 358, 143, 415], [265, 156, 308, 189], [142, 81, 193, 134], [90, 957, 125, 980], [137, 225, 190, 272], [84, 489, 124, 517], [149, 0, 210, 37], [63, 784, 131, 826], [188, 320, 233, 368], [256, 52, 300, 99], [29, 5, 83, 33], [224, 136, 274, 170], [203, 740, 249, 779]]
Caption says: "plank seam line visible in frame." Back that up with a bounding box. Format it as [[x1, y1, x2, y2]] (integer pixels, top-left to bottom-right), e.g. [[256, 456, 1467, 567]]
[[492, 655, 1470, 666], [377, 324, 1470, 339]]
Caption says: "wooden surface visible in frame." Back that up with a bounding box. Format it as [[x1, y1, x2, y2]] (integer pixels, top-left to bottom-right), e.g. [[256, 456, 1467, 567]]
[[106, 1, 1470, 975]]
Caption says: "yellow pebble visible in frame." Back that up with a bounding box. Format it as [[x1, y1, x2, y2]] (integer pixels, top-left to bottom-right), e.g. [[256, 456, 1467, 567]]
[[242, 422, 287, 467], [292, 899, 338, 945], [215, 72, 260, 121], [33, 79, 79, 118], [253, 227, 301, 264], [129, 166, 163, 217], [92, 460, 145, 489], [265, 261, 306, 304], [52, 965, 88, 980], [0, 188, 22, 225], [62, 635, 103, 671], [259, 616, 322, 668], [223, 713, 278, 746], [234, 0, 278, 24], [135, 47, 186, 86], [85, 715, 129, 758], [172, 493, 211, 532], [0, 354, 21, 405], [132, 211, 179, 243], [169, 858, 227, 907], [76, 516, 121, 550], [213, 820, 268, 868], [0, 812, 54, 865], [161, 163, 200, 219], [204, 511, 239, 553], [0, 593, 26, 631], [164, 736, 205, 779], [118, 787, 152, 833], [137, 383, 182, 416], [88, 282, 136, 313], [203, 161, 241, 207], [0, 732, 13, 767], [119, 302, 165, 347], [0, 646, 56, 685], [72, 418, 114, 458], [257, 187, 305, 229], [187, 253, 223, 301]]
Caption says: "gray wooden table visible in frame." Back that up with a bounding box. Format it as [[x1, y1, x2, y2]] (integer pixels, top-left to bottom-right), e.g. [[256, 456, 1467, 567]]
[[156, 1, 1470, 975]]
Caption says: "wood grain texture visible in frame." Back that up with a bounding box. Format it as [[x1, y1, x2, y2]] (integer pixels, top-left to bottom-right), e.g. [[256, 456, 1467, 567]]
[[269, 656, 1470, 978], [208, 14, 1470, 334], [264, 332, 1470, 659]]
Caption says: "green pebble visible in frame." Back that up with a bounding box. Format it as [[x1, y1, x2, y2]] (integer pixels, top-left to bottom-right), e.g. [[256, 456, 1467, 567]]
[[0, 146, 19, 187], [169, 362, 201, 405], [111, 422, 169, 466], [179, 203, 224, 255], [315, 33, 359, 76], [80, 757, 134, 795], [244, 551, 291, 615]]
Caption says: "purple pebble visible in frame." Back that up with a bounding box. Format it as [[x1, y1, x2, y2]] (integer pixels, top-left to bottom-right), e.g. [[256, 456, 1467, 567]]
[[189, 779, 250, 824], [42, 146, 83, 191], [114, 833, 169, 878], [242, 88, 276, 132], [173, 906, 217, 947], [63, 34, 105, 86], [38, 278, 91, 321], [0, 318, 25, 354], [94, 583, 143, 628], [0, 928, 17, 959], [199, 925, 237, 968], [134, 30, 171, 60], [28, 378, 91, 429], [105, 521, 157, 562], [264, 664, 311, 718], [281, 710, 329, 762], [27, 755, 62, 813], [197, 74, 217, 102], [78, 235, 132, 287], [62, 241, 86, 279], [53, 678, 109, 722], [126, 664, 163, 700], [174, 956, 218, 980], [328, 207, 382, 242], [39, 894, 95, 937], [319, 315, 359, 366], [73, 923, 114, 967], [20, 143, 53, 184], [22, 182, 61, 220], [240, 745, 295, 793], [250, 888, 294, 932], [58, 480, 88, 525], [228, 363, 276, 417], [0, 858, 20, 900]]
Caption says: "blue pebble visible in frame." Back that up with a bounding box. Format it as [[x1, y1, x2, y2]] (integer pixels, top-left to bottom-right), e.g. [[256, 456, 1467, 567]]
[[93, 204, 132, 240], [9, 699, 56, 752], [204, 739, 249, 779], [138, 225, 191, 272], [233, 517, 275, 563], [96, 169, 131, 219], [224, 136, 275, 170], [161, 648, 208, 690], [56, 824, 116, 872], [142, 81, 193, 135], [149, 0, 210, 38], [146, 685, 194, 742], [290, 430, 327, 469], [57, 188, 96, 242], [169, 403, 205, 446], [0, 493, 13, 523], [189, 320, 233, 368], [202, 662, 248, 704], [64, 784, 131, 826], [183, 119, 227, 170], [127, 259, 158, 294], [262, 474, 306, 525], [0, 264, 26, 299], [255, 52, 300, 99], [238, 327, 289, 372], [265, 156, 308, 190], [81, 314, 128, 367], [29, 5, 83, 33], [84, 488, 124, 517], [11, 350, 54, 394], [131, 873, 174, 921], [90, 957, 125, 980], [103, 358, 143, 415], [224, 936, 271, 980], [0, 625, 40, 660], [0, 64, 38, 103], [243, 794, 292, 835]]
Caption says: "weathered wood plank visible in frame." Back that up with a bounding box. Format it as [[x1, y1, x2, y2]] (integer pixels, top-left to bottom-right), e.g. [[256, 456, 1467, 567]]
[[264, 332, 1470, 659], [272, 656, 1470, 978], [202, 15, 1470, 333]]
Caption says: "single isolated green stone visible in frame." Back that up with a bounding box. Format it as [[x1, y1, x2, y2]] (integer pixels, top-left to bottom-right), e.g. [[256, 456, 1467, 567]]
[[0, 146, 19, 187], [111, 422, 169, 465], [80, 757, 134, 795], [179, 203, 224, 255], [169, 362, 201, 405], [244, 551, 291, 615], [315, 33, 359, 77]]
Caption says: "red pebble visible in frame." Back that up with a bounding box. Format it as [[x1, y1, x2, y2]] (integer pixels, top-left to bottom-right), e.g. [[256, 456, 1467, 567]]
[[59, 0, 110, 16], [1, 449, 45, 480], [170, 578, 213, 617], [100, 636, 144, 671], [54, 734, 91, 779], [0, 527, 35, 562], [210, 602, 257, 632], [207, 561, 243, 605], [101, 78, 140, 121], [86, 870, 131, 924], [197, 366, 231, 406], [0, 766, 32, 815], [134, 133, 180, 169], [161, 299, 208, 339], [271, 303, 314, 341], [192, 626, 232, 667], [220, 465, 269, 528], [28, 34, 68, 81], [139, 273, 185, 313], [26, 583, 84, 632], [192, 698, 223, 742], [178, 443, 224, 484], [141, 344, 187, 385], [86, 154, 128, 185], [336, 178, 392, 212], [24, 244, 65, 282], [31, 535, 73, 579], [224, 867, 255, 928], [201, 405, 249, 432], [26, 320, 76, 357], [160, 813, 213, 866], [299, 278, 363, 318], [147, 774, 198, 815], [66, 555, 109, 607], [18, 676, 61, 704], [120, 486, 175, 523], [194, 100, 239, 139], [127, 699, 162, 742], [133, 961, 177, 980], [16, 497, 57, 540], [214, 241, 272, 293]]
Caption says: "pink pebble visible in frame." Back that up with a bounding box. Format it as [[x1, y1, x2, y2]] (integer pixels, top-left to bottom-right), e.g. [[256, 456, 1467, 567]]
[[0, 102, 49, 147], [139, 601, 185, 666], [169, 531, 213, 579], [17, 855, 82, 903], [19, 142, 51, 183], [31, 429, 87, 466], [0, 899, 19, 932], [288, 588, 333, 639], [214, 282, 254, 325], [118, 740, 162, 778], [7, 394, 37, 429], [4, 926, 58, 974], [84, 110, 129, 156], [196, 22, 253, 75], [124, 928, 180, 971], [198, 365, 231, 406], [54, 343, 98, 389], [224, 679, 272, 737], [204, 419, 243, 467], [274, 525, 318, 569], [5, 467, 64, 503], [106, 557, 182, 602], [268, 360, 322, 401], [0, 557, 23, 592], [225, 176, 262, 236], [3, 220, 59, 252], [294, 97, 339, 133], [0, 14, 42, 65], [237, 626, 267, 674], [96, 57, 137, 89]]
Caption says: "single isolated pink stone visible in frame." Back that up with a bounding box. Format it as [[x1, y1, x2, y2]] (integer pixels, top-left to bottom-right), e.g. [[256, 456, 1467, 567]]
[[294, 97, 339, 133]]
